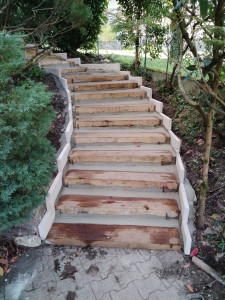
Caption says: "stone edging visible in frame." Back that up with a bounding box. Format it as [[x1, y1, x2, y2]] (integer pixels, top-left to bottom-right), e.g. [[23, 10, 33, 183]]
[[37, 53, 75, 240]]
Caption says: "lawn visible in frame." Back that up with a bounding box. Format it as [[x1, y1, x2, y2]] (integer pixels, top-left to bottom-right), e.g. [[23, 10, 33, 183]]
[[99, 50, 174, 73]]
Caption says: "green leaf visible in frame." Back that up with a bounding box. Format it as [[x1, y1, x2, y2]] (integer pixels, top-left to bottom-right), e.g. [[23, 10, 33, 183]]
[[186, 64, 197, 71], [199, 0, 209, 18]]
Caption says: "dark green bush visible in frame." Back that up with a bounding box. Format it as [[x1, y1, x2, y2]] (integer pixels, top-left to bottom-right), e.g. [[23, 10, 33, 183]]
[[0, 32, 55, 230]]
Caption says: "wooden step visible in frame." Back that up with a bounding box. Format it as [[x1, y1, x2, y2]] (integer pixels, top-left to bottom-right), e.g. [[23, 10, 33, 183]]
[[70, 81, 138, 92], [65, 74, 128, 84], [56, 194, 179, 218], [61, 67, 87, 74], [44, 55, 63, 60], [40, 60, 68, 66], [76, 116, 161, 128], [64, 170, 179, 191], [69, 150, 174, 164], [75, 103, 155, 114], [72, 89, 147, 101], [47, 223, 181, 250], [74, 131, 169, 144]]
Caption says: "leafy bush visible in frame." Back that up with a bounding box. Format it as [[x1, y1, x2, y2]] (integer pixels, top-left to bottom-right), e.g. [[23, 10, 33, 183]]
[[0, 32, 55, 230]]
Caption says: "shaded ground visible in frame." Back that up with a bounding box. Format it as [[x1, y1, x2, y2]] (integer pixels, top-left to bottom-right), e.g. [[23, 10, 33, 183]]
[[1, 245, 225, 300]]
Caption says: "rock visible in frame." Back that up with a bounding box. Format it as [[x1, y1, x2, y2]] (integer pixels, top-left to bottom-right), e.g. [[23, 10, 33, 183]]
[[103, 58, 110, 63], [15, 235, 41, 247], [203, 227, 215, 235]]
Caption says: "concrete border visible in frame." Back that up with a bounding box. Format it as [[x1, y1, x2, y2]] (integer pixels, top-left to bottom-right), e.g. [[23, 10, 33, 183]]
[[81, 63, 120, 72], [38, 54, 76, 240], [140, 82, 191, 255]]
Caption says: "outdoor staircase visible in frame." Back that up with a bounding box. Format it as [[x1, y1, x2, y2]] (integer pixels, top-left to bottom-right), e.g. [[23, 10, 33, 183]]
[[44, 57, 183, 251]]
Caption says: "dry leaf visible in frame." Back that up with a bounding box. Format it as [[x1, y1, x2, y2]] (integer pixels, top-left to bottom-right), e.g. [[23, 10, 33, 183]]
[[75, 251, 79, 257], [0, 267, 3, 276], [183, 262, 190, 268], [5, 267, 11, 274], [190, 248, 198, 257], [0, 259, 8, 265], [186, 284, 194, 293], [4, 264, 9, 273], [10, 256, 18, 263], [2, 247, 7, 251]]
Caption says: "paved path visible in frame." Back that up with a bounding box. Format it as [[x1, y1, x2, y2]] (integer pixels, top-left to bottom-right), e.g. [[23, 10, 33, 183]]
[[1, 245, 223, 300]]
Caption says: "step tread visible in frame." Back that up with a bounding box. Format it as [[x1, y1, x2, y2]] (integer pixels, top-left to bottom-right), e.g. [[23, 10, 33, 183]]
[[74, 88, 144, 95], [64, 169, 178, 190], [56, 194, 179, 217], [47, 223, 181, 250]]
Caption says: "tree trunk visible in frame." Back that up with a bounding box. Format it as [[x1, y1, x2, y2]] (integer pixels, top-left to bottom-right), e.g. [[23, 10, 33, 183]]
[[135, 32, 140, 69], [197, 106, 215, 229]]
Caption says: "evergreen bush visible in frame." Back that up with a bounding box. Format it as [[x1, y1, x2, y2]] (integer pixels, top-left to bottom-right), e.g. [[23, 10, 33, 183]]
[[0, 32, 55, 230]]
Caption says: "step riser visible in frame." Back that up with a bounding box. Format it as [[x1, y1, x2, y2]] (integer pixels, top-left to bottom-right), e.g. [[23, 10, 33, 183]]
[[64, 178, 178, 190], [70, 82, 138, 92], [40, 61, 68, 66], [74, 135, 169, 144], [70, 154, 174, 164], [75, 104, 155, 114], [72, 91, 147, 101], [47, 223, 181, 250], [76, 119, 161, 128], [56, 195, 179, 218], [65, 75, 128, 83], [64, 171, 178, 191], [61, 68, 87, 74]]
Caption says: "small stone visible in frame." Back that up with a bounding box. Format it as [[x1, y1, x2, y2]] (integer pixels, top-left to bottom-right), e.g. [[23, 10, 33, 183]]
[[103, 58, 110, 63], [15, 235, 41, 247]]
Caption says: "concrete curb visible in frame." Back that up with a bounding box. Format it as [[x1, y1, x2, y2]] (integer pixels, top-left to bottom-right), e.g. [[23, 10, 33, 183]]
[[38, 54, 75, 240], [137, 85, 191, 255]]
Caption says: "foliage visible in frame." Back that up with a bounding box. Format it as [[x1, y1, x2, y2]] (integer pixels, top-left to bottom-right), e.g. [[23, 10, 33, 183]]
[[169, 0, 225, 229], [0, 32, 55, 230], [100, 24, 116, 42], [0, 0, 108, 53], [111, 0, 168, 67]]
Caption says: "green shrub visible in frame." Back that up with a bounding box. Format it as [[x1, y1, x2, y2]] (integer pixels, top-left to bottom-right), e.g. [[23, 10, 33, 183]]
[[0, 32, 55, 230]]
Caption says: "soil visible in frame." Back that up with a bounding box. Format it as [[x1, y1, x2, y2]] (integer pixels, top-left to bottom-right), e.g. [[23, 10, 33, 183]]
[[44, 74, 66, 151], [142, 79, 225, 275]]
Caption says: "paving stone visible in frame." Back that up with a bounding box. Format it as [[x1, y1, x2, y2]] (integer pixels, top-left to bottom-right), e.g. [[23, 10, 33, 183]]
[[135, 256, 163, 278], [134, 273, 164, 299], [110, 283, 143, 300], [139, 250, 152, 261], [18, 283, 50, 300], [55, 279, 76, 293], [95, 256, 125, 279], [75, 266, 102, 287], [155, 287, 186, 300], [76, 283, 97, 300], [91, 274, 121, 299], [113, 264, 144, 288], [116, 251, 145, 269], [159, 251, 184, 266], [49, 291, 67, 300], [101, 292, 112, 300], [32, 270, 56, 289]]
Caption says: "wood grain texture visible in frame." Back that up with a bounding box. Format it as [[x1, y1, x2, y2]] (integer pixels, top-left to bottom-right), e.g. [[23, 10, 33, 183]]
[[61, 67, 87, 74], [69, 150, 174, 164], [47, 223, 181, 250], [75, 103, 155, 114], [64, 170, 179, 191], [65, 74, 128, 83], [73, 89, 147, 100], [76, 116, 161, 128], [56, 194, 179, 217], [74, 131, 169, 144], [70, 81, 138, 92]]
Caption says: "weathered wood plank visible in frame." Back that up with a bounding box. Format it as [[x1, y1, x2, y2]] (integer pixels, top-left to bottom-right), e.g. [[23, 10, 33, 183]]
[[70, 81, 138, 92], [73, 89, 147, 101], [70, 150, 174, 164], [75, 103, 155, 114], [74, 131, 169, 144], [64, 170, 179, 191], [76, 116, 161, 128], [56, 194, 179, 217], [65, 74, 128, 83], [47, 223, 181, 250]]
